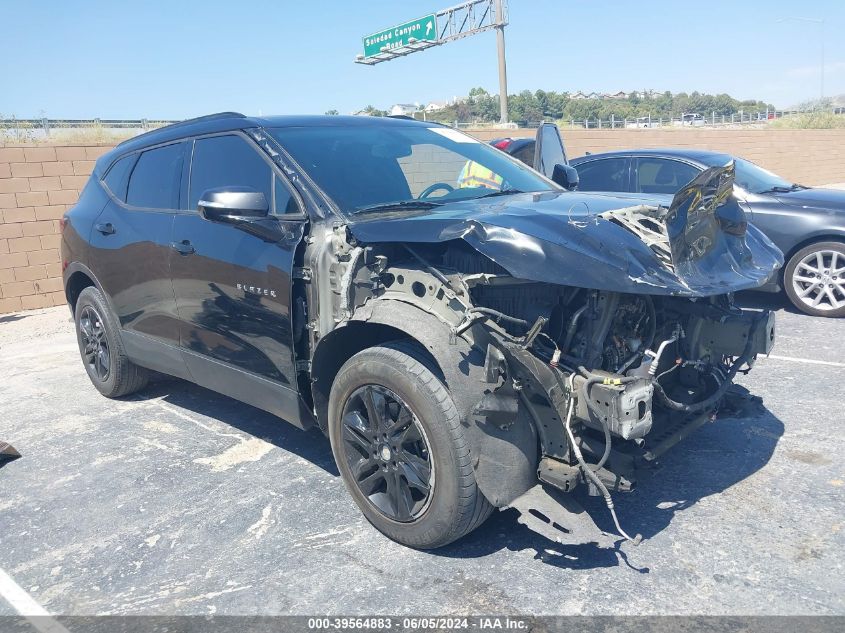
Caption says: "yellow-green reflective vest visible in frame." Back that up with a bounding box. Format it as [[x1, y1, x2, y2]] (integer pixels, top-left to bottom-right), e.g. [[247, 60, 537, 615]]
[[457, 161, 504, 190]]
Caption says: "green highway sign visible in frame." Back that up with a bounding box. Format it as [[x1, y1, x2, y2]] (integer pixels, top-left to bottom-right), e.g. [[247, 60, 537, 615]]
[[363, 14, 437, 58]]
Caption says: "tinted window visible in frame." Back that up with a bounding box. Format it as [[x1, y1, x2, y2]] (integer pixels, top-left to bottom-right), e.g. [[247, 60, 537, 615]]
[[635, 158, 700, 194], [103, 154, 136, 201], [274, 175, 299, 214], [536, 124, 567, 177], [576, 158, 629, 192], [511, 141, 535, 166], [126, 143, 183, 209], [189, 135, 295, 213]]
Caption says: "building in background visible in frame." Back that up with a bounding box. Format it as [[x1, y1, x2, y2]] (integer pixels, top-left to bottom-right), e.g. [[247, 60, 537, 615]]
[[390, 103, 420, 116], [424, 101, 449, 113]]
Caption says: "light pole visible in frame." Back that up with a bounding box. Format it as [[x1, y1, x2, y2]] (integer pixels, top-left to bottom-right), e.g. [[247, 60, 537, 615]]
[[494, 0, 508, 123], [777, 16, 825, 101]]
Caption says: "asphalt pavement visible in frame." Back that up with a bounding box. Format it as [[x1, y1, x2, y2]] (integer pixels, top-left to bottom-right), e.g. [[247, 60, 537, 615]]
[[0, 293, 842, 617]]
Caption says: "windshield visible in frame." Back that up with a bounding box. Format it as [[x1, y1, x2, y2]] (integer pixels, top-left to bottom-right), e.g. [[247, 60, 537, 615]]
[[268, 124, 555, 214], [733, 158, 795, 194]]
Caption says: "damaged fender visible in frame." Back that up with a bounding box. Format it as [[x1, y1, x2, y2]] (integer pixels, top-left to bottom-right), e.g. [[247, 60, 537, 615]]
[[341, 297, 539, 507]]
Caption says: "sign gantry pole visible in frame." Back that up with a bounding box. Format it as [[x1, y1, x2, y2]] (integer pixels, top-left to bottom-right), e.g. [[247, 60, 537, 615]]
[[355, 0, 510, 124]]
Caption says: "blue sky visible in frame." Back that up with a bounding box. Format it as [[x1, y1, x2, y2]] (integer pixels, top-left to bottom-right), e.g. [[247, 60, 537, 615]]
[[2, 0, 843, 119]]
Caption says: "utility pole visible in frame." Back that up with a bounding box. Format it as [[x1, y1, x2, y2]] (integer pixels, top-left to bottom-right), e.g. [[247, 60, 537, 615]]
[[821, 18, 825, 99], [494, 0, 508, 123]]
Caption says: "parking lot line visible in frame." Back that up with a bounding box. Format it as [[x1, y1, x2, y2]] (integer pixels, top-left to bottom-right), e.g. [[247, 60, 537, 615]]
[[0, 568, 70, 633], [134, 395, 245, 441], [763, 354, 845, 368]]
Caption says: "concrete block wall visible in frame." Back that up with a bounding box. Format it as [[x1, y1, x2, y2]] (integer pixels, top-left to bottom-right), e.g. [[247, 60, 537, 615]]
[[2, 129, 845, 314], [399, 145, 468, 196], [0, 144, 112, 313]]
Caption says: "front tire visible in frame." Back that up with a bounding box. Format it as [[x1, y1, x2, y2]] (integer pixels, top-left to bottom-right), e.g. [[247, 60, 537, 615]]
[[74, 286, 149, 397], [783, 241, 845, 317], [328, 341, 492, 549]]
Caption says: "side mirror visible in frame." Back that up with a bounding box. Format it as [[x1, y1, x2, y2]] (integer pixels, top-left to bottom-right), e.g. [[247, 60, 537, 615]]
[[198, 187, 269, 223], [552, 164, 579, 191]]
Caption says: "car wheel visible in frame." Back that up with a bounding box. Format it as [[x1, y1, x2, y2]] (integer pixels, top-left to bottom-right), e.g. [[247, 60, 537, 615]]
[[74, 286, 149, 397], [783, 241, 845, 318], [328, 341, 492, 549]]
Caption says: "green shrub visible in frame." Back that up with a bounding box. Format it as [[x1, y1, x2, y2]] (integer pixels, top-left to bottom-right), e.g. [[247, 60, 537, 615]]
[[771, 111, 845, 129]]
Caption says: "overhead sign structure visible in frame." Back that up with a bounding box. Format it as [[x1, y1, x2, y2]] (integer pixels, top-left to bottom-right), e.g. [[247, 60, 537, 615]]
[[354, 0, 511, 124], [363, 14, 437, 59]]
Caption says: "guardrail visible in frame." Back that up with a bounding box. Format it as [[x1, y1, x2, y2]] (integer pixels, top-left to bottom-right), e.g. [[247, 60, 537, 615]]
[[3, 109, 844, 141], [0, 118, 178, 141], [454, 108, 845, 130]]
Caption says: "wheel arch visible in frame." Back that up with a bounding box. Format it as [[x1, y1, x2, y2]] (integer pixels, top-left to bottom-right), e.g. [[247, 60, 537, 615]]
[[311, 320, 444, 432], [64, 262, 104, 314], [311, 298, 540, 507], [781, 232, 845, 281]]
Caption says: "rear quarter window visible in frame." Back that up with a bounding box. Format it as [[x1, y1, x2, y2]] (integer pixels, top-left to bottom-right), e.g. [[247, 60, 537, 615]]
[[126, 143, 184, 209], [635, 158, 700, 194], [102, 154, 137, 202]]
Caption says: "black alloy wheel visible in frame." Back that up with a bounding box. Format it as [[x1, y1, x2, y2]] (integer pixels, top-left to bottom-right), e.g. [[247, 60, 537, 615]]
[[73, 286, 149, 398], [328, 341, 492, 548], [340, 384, 434, 522], [79, 305, 111, 382]]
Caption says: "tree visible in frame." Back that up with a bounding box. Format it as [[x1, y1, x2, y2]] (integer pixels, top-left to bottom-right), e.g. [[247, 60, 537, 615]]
[[325, 109, 339, 116], [361, 105, 388, 117], [408, 87, 774, 126], [509, 90, 542, 123]]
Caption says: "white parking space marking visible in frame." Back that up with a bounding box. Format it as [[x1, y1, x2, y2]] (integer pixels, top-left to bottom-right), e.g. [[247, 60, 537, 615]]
[[763, 354, 845, 368], [0, 568, 70, 633], [134, 395, 244, 441]]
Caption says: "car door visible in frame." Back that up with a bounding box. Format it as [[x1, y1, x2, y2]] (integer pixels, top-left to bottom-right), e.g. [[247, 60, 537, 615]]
[[572, 157, 631, 192], [533, 123, 568, 176], [633, 157, 701, 195], [169, 132, 307, 399], [90, 143, 185, 354]]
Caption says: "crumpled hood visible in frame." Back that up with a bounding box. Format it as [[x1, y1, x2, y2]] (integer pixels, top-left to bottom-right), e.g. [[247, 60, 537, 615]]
[[348, 164, 783, 296]]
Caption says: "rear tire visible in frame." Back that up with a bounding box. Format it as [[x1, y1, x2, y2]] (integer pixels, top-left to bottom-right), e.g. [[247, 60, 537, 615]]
[[783, 241, 845, 318], [74, 286, 149, 397], [328, 341, 492, 549]]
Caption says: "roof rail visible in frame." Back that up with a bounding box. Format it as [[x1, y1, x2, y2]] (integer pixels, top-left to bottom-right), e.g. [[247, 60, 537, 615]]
[[115, 111, 246, 147]]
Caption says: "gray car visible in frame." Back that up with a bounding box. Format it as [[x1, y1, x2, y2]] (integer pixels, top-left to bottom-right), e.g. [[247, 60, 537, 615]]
[[569, 149, 845, 317]]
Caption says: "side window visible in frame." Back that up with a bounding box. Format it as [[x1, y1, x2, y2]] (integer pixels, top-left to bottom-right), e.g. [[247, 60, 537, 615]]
[[511, 142, 535, 167], [576, 158, 629, 192], [635, 158, 700, 195], [189, 135, 297, 214], [102, 154, 137, 202], [273, 175, 299, 214], [126, 143, 183, 209]]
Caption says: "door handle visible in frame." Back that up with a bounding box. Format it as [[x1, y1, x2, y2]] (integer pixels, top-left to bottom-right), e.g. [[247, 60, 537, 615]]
[[95, 222, 115, 235], [170, 240, 195, 255]]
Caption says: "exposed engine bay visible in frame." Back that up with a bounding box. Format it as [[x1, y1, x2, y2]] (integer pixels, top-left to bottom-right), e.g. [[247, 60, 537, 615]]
[[298, 164, 780, 545], [303, 233, 775, 545]]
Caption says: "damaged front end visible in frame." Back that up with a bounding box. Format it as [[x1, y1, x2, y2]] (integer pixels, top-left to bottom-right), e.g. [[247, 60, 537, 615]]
[[308, 164, 781, 544]]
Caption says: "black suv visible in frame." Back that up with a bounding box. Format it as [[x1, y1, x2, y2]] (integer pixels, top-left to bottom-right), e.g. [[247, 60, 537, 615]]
[[62, 113, 780, 549]]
